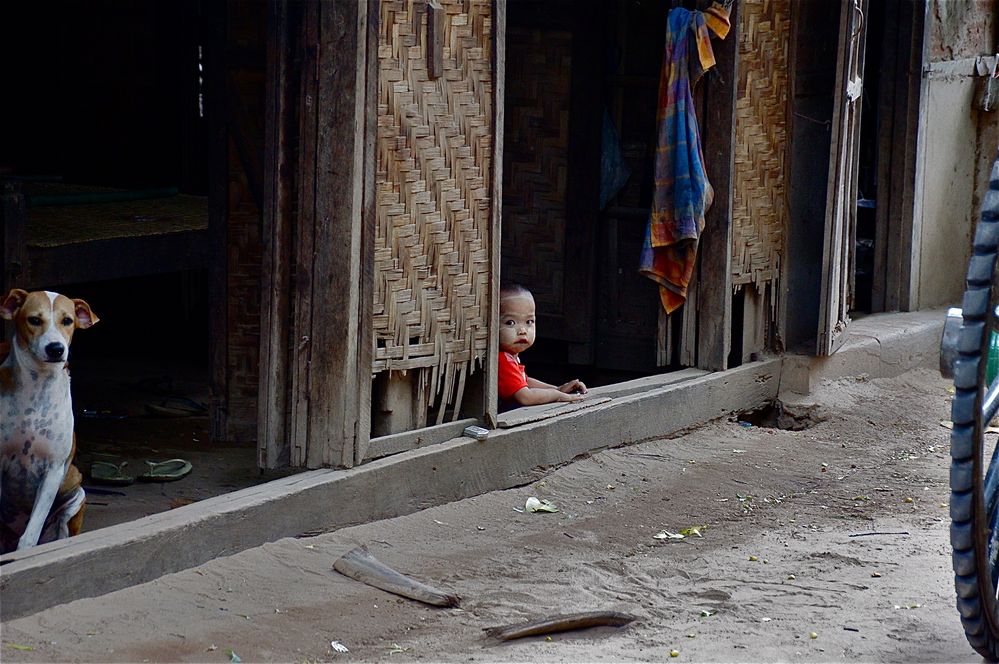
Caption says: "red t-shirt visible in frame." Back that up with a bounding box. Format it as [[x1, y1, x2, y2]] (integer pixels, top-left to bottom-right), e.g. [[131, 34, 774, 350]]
[[498, 352, 529, 401]]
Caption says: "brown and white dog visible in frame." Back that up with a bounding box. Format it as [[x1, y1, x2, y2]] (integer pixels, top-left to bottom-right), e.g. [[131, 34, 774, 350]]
[[1, 289, 98, 553]]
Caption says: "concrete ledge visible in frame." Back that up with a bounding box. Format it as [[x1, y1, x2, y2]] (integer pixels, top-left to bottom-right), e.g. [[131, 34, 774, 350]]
[[781, 309, 946, 395], [0, 359, 780, 621]]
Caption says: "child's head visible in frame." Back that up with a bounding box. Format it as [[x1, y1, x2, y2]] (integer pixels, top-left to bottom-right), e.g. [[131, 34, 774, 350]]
[[499, 282, 536, 355]]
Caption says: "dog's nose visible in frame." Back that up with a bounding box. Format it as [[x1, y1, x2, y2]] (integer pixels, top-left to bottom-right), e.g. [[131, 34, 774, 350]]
[[44, 342, 65, 361]]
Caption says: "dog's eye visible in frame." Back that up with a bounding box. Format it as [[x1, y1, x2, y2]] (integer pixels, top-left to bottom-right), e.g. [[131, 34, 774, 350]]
[[26, 316, 42, 326], [61, 317, 73, 326]]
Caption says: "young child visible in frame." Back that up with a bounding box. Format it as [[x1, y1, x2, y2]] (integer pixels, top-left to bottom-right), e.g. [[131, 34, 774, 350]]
[[498, 283, 587, 409]]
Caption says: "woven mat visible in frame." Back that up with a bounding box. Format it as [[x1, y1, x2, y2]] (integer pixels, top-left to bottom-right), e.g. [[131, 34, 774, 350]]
[[26, 195, 208, 248], [373, 0, 494, 421], [731, 0, 790, 299]]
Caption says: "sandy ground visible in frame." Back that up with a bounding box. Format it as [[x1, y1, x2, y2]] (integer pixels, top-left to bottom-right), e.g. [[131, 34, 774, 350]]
[[0, 367, 979, 662]]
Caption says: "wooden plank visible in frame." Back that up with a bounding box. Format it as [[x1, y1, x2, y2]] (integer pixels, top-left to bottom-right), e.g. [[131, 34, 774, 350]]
[[353, 0, 379, 465], [258, 0, 295, 469], [427, 0, 445, 79], [364, 417, 478, 461], [496, 398, 613, 429], [870, 0, 901, 313], [588, 367, 708, 399], [306, 0, 369, 468], [696, 0, 738, 371], [883, 0, 924, 312], [205, 0, 230, 442], [291, 1, 320, 467], [740, 284, 766, 362], [679, 270, 698, 366], [485, 0, 505, 428], [0, 358, 782, 622]]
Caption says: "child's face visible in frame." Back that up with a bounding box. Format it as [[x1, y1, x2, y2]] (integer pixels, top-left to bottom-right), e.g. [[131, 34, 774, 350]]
[[499, 292, 536, 355]]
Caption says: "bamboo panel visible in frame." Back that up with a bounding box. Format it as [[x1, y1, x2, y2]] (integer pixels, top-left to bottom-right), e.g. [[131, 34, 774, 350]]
[[732, 0, 790, 308], [500, 26, 572, 315], [374, 0, 493, 421]]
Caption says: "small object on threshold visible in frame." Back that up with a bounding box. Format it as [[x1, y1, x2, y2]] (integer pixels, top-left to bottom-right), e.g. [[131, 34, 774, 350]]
[[463, 425, 490, 441], [485, 610, 637, 641], [333, 545, 460, 607]]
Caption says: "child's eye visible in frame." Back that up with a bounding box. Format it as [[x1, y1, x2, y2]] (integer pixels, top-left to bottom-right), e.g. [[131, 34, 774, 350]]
[[526, 319, 535, 325], [504, 319, 516, 326]]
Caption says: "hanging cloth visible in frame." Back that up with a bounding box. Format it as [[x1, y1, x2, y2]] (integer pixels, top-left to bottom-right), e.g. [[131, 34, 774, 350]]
[[639, 2, 731, 314]]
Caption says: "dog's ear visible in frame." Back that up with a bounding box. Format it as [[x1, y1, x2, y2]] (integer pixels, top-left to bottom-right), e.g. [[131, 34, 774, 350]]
[[73, 299, 99, 329], [0, 289, 29, 320]]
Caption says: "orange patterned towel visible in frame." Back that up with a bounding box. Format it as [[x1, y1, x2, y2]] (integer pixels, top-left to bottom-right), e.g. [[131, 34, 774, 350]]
[[639, 2, 730, 314]]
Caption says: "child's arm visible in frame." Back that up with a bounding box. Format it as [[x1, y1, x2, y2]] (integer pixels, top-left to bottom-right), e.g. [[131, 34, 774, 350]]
[[527, 377, 587, 394], [512, 384, 584, 405]]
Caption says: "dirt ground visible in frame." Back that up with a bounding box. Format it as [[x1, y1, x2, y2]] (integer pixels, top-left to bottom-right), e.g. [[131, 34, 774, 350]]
[[0, 367, 980, 662]]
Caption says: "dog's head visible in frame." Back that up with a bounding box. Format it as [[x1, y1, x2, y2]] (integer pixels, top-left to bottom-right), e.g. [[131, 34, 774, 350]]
[[0, 289, 99, 365]]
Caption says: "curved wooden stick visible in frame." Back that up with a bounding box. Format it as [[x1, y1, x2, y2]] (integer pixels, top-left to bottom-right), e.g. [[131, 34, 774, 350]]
[[332, 545, 460, 607], [486, 610, 637, 641]]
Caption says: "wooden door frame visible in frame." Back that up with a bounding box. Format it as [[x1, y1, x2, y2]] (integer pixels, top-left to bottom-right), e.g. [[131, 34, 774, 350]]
[[696, 0, 739, 372], [873, 0, 925, 313], [258, 0, 377, 470], [817, 0, 868, 356], [485, 0, 506, 428]]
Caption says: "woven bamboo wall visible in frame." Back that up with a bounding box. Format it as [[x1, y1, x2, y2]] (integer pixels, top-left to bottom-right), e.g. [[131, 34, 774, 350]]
[[374, 0, 493, 421], [500, 26, 572, 315], [732, 0, 790, 302]]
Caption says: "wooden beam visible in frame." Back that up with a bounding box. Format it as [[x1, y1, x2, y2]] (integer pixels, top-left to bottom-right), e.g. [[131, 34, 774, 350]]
[[353, 0, 378, 464], [258, 0, 295, 469], [485, 0, 506, 428], [304, 0, 371, 468], [291, 2, 319, 467], [696, 0, 739, 371], [883, 0, 925, 312]]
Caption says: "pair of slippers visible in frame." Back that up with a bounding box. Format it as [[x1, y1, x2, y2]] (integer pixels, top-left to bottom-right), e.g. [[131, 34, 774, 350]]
[[90, 459, 192, 486]]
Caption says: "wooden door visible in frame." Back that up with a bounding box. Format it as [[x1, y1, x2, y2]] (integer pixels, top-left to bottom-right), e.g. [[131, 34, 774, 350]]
[[817, 0, 868, 355]]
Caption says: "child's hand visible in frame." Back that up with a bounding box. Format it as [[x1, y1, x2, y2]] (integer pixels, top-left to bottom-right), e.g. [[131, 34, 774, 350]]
[[559, 379, 587, 395], [559, 390, 585, 403]]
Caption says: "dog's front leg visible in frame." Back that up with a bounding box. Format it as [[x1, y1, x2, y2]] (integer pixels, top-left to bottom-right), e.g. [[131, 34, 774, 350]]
[[18, 464, 67, 550]]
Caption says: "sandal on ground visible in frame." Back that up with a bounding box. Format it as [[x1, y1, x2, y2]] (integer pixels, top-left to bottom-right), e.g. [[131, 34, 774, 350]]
[[89, 460, 135, 486], [138, 459, 193, 482]]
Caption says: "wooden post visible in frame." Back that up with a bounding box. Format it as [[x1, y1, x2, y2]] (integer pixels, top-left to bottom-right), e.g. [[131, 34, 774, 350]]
[[258, 0, 295, 469], [696, 0, 739, 371], [292, 0, 373, 469], [353, 0, 378, 464], [485, 0, 506, 428]]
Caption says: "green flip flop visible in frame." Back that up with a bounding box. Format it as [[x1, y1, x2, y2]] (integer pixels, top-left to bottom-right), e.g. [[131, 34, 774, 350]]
[[90, 460, 135, 486], [137, 459, 193, 482]]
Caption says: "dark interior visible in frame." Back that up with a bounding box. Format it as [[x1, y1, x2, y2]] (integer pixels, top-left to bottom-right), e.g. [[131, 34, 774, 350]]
[[502, 0, 695, 389]]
